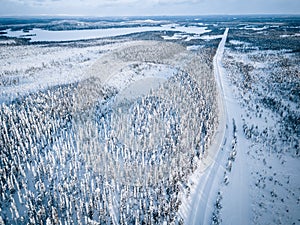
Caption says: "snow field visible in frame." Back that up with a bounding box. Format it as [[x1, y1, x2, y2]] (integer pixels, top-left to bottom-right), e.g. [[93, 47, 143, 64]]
[[221, 31, 300, 224], [0, 40, 124, 103]]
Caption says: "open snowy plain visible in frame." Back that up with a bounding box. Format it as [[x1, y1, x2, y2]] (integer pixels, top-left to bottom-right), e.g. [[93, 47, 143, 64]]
[[0, 16, 299, 225]]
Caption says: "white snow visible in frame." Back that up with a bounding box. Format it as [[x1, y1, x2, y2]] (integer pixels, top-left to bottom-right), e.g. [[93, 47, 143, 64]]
[[3, 24, 211, 42], [161, 33, 188, 40], [0, 41, 123, 102], [180, 28, 232, 225], [222, 44, 300, 224], [216, 65, 251, 225], [240, 25, 269, 31], [114, 77, 166, 102], [1, 18, 299, 225], [0, 39, 16, 45], [186, 45, 204, 51], [280, 33, 300, 38], [200, 34, 223, 40], [111, 62, 178, 103], [161, 25, 211, 41], [229, 40, 249, 45]]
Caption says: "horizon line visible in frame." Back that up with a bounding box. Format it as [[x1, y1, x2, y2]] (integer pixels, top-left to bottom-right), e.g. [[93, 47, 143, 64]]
[[0, 13, 300, 18]]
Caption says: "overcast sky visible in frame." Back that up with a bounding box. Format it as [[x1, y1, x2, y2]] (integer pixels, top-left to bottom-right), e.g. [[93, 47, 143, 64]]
[[0, 0, 299, 17]]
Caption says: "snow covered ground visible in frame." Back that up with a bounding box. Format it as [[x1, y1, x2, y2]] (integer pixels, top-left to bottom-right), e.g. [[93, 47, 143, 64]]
[[0, 37, 219, 224], [180, 27, 252, 225], [0, 16, 299, 225], [0, 39, 125, 102], [180, 22, 299, 225], [221, 39, 300, 224], [194, 24, 299, 225]]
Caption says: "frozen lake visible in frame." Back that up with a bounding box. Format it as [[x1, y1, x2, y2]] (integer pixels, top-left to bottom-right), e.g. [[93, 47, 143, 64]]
[[3, 24, 210, 42]]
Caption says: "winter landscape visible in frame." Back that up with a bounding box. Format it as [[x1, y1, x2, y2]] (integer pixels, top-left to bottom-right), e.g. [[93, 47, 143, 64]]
[[0, 15, 299, 225]]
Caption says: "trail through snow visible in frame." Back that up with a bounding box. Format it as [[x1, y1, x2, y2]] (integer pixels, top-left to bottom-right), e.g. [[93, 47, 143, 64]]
[[216, 35, 251, 224], [182, 28, 251, 225]]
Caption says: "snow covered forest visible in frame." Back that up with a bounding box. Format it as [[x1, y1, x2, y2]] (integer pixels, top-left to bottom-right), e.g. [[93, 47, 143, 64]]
[[0, 37, 218, 224], [0, 16, 299, 225]]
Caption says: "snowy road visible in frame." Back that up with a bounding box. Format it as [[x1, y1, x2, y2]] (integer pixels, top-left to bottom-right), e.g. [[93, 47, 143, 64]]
[[184, 27, 251, 225], [183, 28, 230, 225], [218, 41, 251, 224]]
